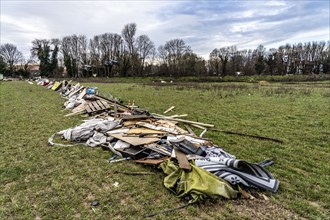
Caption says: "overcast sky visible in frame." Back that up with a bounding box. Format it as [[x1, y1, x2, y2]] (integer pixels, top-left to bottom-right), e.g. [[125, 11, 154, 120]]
[[1, 0, 329, 59]]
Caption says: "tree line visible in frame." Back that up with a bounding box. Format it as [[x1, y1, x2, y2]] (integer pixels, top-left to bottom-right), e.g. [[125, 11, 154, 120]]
[[1, 23, 329, 77]]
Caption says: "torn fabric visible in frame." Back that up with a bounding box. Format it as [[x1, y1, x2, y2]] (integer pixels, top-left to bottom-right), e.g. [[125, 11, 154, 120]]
[[195, 157, 280, 193], [160, 159, 238, 203]]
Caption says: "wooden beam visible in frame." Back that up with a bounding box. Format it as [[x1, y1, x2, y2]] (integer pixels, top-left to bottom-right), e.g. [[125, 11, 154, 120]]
[[175, 149, 191, 170]]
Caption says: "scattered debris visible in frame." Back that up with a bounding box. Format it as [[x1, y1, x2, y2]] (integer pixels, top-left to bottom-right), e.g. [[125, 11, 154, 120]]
[[35, 78, 280, 205]]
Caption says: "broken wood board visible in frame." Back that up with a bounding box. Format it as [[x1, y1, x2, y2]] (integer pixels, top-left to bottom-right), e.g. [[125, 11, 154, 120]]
[[153, 116, 214, 128], [120, 114, 152, 120], [123, 119, 153, 127], [135, 157, 169, 165], [168, 114, 188, 118], [71, 100, 92, 113], [86, 100, 110, 114], [68, 86, 84, 98], [95, 95, 130, 111], [164, 106, 175, 114], [175, 149, 191, 170], [183, 124, 196, 136], [110, 133, 160, 146], [155, 120, 187, 133], [126, 127, 166, 135], [137, 121, 187, 135], [123, 120, 140, 127], [77, 88, 87, 100], [191, 124, 207, 130]]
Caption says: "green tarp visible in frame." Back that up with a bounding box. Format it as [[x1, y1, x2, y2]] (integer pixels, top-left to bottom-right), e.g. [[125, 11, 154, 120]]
[[160, 160, 238, 203]]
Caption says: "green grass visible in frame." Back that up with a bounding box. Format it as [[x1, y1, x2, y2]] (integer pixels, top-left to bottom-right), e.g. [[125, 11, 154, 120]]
[[74, 73, 330, 84], [1, 81, 329, 219]]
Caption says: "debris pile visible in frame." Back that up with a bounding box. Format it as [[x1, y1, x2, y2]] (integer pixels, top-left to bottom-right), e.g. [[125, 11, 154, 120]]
[[36, 79, 280, 203]]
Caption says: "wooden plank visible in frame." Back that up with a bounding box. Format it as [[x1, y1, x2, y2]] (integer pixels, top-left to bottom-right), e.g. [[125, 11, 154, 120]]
[[191, 124, 207, 130], [127, 128, 166, 135], [101, 101, 110, 109], [120, 114, 152, 120], [96, 100, 105, 109], [68, 86, 84, 98], [110, 134, 159, 146], [95, 95, 130, 111], [71, 100, 92, 113], [87, 104, 96, 112], [153, 115, 214, 128], [85, 105, 93, 113], [135, 157, 169, 165], [77, 88, 87, 100], [164, 106, 175, 114], [175, 149, 191, 170], [136, 121, 188, 135], [184, 124, 196, 136], [92, 101, 101, 111]]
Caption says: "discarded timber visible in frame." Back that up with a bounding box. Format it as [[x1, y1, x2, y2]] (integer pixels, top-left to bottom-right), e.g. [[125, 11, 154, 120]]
[[77, 88, 87, 100], [110, 133, 160, 146], [164, 106, 175, 114], [175, 149, 191, 170], [68, 86, 84, 98], [183, 124, 196, 136], [136, 121, 188, 135], [153, 114, 214, 128], [86, 100, 110, 114], [191, 124, 207, 130], [120, 114, 152, 120], [95, 95, 130, 111], [135, 157, 169, 165]]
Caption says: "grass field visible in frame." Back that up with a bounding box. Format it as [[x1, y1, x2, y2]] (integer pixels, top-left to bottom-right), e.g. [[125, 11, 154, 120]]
[[1, 80, 329, 219]]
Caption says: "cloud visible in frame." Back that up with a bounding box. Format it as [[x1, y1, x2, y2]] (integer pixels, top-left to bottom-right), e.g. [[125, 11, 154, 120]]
[[1, 0, 329, 60]]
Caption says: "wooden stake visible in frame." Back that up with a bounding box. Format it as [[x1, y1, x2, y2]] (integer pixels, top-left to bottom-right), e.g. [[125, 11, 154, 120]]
[[164, 106, 175, 114]]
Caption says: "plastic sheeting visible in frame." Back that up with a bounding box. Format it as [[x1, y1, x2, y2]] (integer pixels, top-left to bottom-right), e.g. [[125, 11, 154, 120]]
[[86, 131, 107, 147], [50, 118, 120, 146], [160, 159, 238, 203]]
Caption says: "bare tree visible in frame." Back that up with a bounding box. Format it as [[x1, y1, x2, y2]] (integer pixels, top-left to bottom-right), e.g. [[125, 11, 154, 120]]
[[136, 34, 155, 74], [0, 43, 24, 75], [210, 47, 231, 76], [122, 23, 137, 55], [162, 39, 191, 76]]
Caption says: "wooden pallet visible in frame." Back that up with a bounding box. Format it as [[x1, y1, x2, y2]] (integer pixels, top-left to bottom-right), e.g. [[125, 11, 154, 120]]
[[85, 100, 110, 114]]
